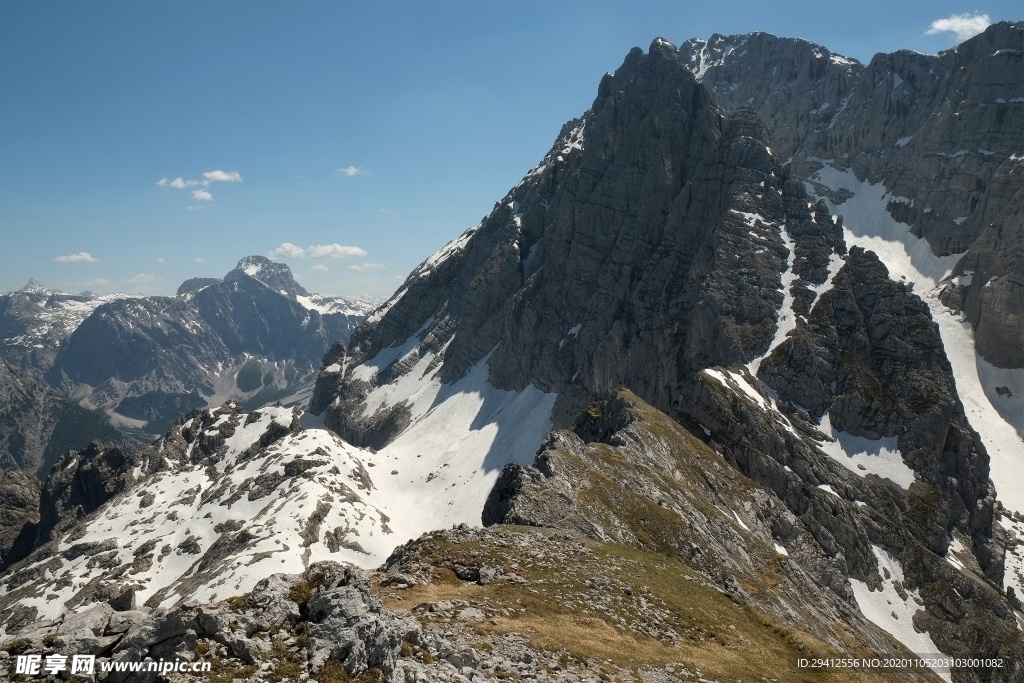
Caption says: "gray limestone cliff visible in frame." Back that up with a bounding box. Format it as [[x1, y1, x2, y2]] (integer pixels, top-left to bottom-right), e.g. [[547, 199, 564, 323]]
[[680, 22, 1024, 368]]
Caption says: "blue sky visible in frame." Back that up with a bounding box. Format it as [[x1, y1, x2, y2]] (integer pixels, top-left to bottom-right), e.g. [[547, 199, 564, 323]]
[[1, 1, 1020, 301]]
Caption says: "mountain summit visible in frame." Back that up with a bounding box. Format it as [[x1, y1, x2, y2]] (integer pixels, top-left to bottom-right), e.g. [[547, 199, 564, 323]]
[[226, 255, 310, 300], [17, 279, 66, 296]]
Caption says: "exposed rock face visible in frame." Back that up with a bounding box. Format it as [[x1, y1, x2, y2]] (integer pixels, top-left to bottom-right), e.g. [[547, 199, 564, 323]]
[[759, 247, 991, 560], [938, 193, 1024, 367], [36, 441, 140, 550], [320, 38, 843, 435], [680, 22, 1024, 367], [0, 470, 40, 571]]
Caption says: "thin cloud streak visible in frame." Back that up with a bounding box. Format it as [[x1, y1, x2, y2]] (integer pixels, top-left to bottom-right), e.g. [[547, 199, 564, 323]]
[[338, 165, 369, 177]]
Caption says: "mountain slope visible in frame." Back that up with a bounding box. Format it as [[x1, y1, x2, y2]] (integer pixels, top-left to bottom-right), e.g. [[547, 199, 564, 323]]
[[0, 361, 128, 473]]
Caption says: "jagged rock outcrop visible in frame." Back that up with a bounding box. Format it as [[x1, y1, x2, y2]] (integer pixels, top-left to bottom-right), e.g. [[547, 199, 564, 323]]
[[0, 562, 426, 683], [308, 34, 1022, 682], [759, 247, 991, 560]]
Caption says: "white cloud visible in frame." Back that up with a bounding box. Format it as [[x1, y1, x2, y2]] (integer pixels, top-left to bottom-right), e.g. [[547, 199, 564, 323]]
[[193, 257, 206, 264], [170, 177, 201, 189], [127, 273, 159, 284], [310, 263, 329, 272], [156, 257, 166, 264], [203, 170, 243, 183], [54, 251, 98, 263], [926, 13, 991, 41], [186, 205, 205, 210], [308, 243, 368, 259], [268, 242, 307, 258], [349, 262, 385, 272], [338, 165, 369, 177], [157, 170, 243, 205], [266, 242, 368, 260]]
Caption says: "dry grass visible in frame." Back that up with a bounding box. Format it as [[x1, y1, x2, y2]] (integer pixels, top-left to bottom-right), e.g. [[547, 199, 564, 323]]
[[379, 527, 927, 683]]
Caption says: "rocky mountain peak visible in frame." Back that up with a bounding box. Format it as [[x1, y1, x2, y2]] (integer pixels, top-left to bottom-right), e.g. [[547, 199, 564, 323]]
[[328, 39, 800, 434], [17, 279, 66, 296], [225, 255, 309, 299]]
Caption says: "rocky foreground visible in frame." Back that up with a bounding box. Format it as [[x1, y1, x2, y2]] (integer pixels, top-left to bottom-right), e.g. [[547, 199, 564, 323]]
[[1, 525, 937, 683]]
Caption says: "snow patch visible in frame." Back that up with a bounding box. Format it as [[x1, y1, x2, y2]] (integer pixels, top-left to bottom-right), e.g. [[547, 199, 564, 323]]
[[814, 414, 916, 488], [747, 218, 798, 375], [850, 546, 950, 681], [951, 271, 973, 287], [829, 54, 857, 67], [732, 510, 750, 532], [809, 163, 962, 290], [817, 484, 840, 498]]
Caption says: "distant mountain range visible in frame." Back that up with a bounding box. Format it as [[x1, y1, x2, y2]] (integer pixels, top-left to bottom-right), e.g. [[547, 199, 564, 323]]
[[0, 256, 373, 472]]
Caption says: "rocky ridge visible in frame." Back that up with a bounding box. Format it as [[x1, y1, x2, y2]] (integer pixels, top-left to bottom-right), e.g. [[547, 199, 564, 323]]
[[0, 531, 941, 683], [0, 400, 399, 619]]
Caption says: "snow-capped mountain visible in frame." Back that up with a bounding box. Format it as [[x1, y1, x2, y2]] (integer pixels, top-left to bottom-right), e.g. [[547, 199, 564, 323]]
[[309, 29, 1023, 676], [1, 25, 1021, 682], [0, 282, 131, 353]]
